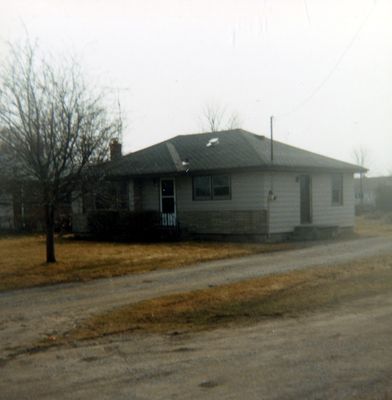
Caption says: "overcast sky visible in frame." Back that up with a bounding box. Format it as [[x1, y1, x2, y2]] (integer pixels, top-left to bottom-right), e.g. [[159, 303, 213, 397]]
[[0, 0, 391, 175]]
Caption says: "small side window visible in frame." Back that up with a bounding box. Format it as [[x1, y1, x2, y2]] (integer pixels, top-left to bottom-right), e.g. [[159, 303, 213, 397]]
[[332, 174, 343, 205]]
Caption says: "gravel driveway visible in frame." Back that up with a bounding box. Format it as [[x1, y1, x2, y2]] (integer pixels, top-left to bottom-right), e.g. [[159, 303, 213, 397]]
[[1, 283, 392, 399], [1, 236, 391, 359]]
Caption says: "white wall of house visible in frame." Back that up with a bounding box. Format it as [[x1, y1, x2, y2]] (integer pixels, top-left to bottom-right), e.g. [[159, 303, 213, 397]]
[[176, 171, 265, 211], [126, 170, 355, 236], [312, 172, 355, 227], [141, 178, 160, 211], [266, 171, 355, 233]]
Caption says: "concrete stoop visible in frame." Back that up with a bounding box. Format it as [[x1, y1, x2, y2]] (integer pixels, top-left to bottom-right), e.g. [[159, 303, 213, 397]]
[[291, 225, 340, 241]]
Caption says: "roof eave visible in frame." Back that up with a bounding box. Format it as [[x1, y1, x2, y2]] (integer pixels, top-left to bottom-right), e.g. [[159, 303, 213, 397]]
[[105, 163, 364, 179]]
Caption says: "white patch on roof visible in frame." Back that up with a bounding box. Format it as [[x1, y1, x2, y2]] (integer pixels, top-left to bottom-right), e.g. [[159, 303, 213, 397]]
[[206, 138, 219, 147]]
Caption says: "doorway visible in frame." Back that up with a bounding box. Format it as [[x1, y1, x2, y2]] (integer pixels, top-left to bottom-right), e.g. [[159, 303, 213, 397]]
[[160, 178, 176, 226], [299, 175, 312, 224]]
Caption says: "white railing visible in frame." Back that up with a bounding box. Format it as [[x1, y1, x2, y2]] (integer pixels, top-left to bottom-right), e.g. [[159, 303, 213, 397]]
[[160, 213, 177, 227]]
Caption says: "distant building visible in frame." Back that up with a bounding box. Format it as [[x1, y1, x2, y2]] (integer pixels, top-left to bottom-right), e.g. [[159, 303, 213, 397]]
[[0, 147, 71, 232], [354, 176, 392, 209]]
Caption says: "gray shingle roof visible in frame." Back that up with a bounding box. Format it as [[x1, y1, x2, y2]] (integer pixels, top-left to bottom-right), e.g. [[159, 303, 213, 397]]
[[107, 129, 365, 177]]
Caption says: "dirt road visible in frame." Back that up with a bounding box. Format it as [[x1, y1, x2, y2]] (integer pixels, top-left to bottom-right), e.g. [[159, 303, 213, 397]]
[[0, 236, 392, 399], [1, 288, 391, 399]]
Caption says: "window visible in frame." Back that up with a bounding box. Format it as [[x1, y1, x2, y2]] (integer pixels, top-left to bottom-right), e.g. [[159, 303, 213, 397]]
[[212, 175, 230, 199], [193, 176, 211, 200], [193, 175, 231, 200], [331, 174, 343, 205]]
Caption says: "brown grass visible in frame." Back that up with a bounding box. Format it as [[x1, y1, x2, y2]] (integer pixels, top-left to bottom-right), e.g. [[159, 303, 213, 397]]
[[355, 213, 392, 237], [1, 215, 390, 292], [0, 235, 297, 291], [69, 254, 392, 340]]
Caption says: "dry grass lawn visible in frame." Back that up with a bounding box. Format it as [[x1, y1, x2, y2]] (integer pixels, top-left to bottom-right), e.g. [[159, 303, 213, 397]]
[[1, 214, 390, 292], [355, 213, 392, 237], [0, 235, 297, 291], [69, 253, 392, 340]]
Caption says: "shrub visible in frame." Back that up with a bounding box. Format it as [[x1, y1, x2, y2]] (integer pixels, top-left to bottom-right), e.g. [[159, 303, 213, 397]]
[[87, 210, 161, 241]]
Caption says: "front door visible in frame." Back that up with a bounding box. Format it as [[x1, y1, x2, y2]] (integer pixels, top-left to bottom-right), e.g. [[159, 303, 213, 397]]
[[299, 175, 312, 224], [160, 178, 176, 226]]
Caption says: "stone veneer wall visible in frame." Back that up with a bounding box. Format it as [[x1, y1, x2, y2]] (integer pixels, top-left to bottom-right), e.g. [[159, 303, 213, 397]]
[[177, 210, 268, 236]]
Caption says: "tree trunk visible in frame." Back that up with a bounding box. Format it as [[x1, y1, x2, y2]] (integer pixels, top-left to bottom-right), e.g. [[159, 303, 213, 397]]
[[45, 204, 56, 263]]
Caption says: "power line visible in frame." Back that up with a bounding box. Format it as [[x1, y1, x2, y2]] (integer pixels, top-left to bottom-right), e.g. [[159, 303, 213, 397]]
[[276, 1, 378, 120]]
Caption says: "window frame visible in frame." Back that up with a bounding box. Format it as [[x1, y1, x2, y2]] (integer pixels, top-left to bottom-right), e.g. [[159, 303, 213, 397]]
[[192, 176, 212, 201], [212, 175, 231, 200], [192, 175, 231, 201], [331, 174, 344, 206]]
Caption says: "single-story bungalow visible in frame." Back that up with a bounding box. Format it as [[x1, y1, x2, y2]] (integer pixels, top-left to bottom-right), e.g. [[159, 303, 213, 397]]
[[72, 129, 365, 241]]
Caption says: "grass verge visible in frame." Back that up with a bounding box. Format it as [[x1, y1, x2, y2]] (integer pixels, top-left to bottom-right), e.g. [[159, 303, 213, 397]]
[[67, 254, 392, 340], [355, 213, 392, 237], [0, 235, 297, 291]]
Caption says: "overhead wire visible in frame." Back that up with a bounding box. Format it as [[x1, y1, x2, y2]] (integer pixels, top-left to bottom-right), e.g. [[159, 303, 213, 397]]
[[275, 0, 378, 120]]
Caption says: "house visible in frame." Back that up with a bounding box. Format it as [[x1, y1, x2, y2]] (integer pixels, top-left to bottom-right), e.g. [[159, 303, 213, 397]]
[[72, 129, 365, 241], [0, 148, 14, 230], [354, 176, 392, 211]]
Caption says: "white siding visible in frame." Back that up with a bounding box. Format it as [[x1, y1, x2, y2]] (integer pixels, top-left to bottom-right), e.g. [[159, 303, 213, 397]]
[[266, 172, 300, 233], [312, 172, 355, 227], [141, 178, 160, 211], [266, 171, 355, 233], [136, 171, 355, 234], [175, 171, 265, 212]]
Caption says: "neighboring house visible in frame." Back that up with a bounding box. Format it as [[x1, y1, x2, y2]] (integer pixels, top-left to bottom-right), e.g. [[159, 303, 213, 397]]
[[0, 148, 72, 232], [354, 176, 392, 209], [73, 129, 365, 241], [0, 148, 14, 230], [0, 191, 13, 230], [0, 177, 45, 232]]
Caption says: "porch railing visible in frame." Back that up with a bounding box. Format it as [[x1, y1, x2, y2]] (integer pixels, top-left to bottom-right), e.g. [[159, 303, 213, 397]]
[[160, 213, 177, 227]]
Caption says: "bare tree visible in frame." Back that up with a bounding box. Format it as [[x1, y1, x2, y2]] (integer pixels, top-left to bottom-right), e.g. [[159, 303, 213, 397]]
[[0, 40, 121, 263], [226, 111, 242, 130], [201, 102, 226, 132], [352, 146, 368, 169], [200, 102, 243, 132]]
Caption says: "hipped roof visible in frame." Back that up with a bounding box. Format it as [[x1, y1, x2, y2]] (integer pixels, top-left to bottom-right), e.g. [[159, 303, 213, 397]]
[[107, 129, 366, 177]]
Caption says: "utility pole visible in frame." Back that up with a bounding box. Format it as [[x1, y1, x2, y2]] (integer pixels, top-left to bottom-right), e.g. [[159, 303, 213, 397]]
[[270, 115, 274, 163]]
